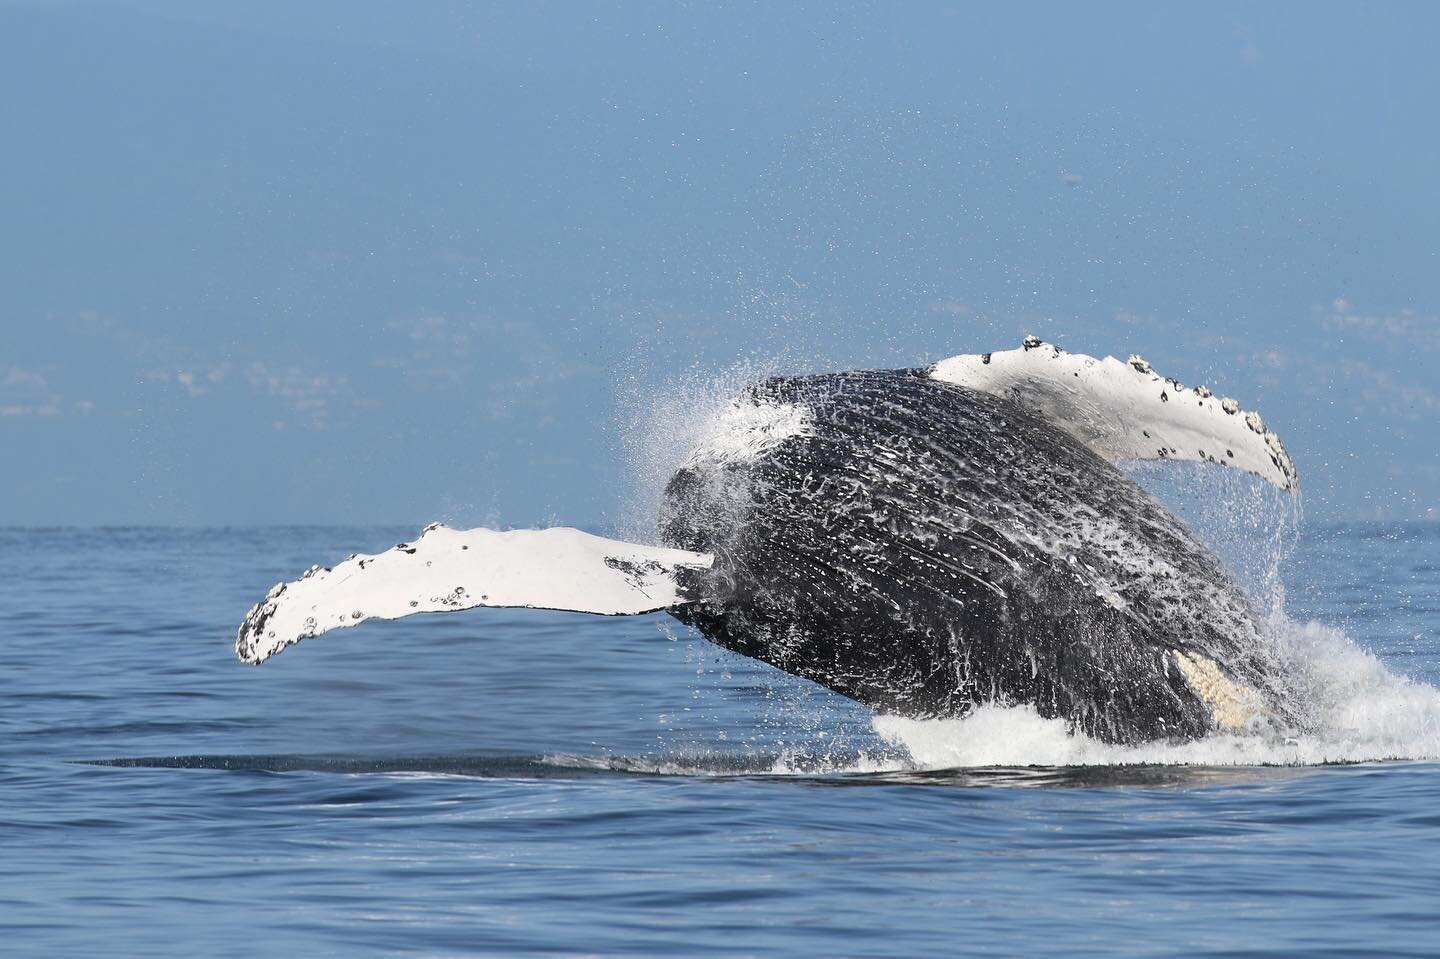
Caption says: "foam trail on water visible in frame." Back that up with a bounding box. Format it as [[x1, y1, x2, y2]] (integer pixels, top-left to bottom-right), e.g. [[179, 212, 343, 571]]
[[876, 618, 1440, 768]]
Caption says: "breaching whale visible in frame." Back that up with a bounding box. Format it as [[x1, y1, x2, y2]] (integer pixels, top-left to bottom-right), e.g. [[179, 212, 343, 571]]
[[236, 338, 1303, 744]]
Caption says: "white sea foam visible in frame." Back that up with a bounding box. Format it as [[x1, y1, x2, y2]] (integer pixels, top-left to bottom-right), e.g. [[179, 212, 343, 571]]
[[875, 618, 1440, 768], [541, 614, 1440, 777]]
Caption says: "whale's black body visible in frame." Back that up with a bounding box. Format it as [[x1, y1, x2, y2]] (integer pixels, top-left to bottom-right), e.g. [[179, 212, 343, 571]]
[[236, 342, 1304, 746], [661, 369, 1295, 744]]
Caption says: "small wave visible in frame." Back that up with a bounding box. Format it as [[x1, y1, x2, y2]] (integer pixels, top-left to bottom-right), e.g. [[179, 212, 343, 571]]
[[539, 747, 903, 778]]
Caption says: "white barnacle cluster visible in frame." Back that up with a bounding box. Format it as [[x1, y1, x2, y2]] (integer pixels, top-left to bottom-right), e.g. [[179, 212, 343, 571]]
[[683, 396, 813, 468]]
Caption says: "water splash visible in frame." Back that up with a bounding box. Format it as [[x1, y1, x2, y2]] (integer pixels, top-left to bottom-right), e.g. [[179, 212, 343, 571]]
[[867, 464, 1437, 769], [876, 619, 1440, 767], [1125, 458, 1302, 616], [614, 361, 1437, 772], [613, 353, 810, 544]]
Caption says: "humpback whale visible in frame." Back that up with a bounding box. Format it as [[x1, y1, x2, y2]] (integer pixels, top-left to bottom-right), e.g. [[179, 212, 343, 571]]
[[236, 339, 1304, 745]]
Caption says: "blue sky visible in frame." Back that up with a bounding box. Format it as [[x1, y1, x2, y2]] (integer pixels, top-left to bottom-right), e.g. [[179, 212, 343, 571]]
[[2, 1, 1437, 526]]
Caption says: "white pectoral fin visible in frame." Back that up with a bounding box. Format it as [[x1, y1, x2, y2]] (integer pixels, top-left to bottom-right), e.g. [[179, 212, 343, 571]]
[[236, 524, 714, 664], [930, 337, 1298, 491]]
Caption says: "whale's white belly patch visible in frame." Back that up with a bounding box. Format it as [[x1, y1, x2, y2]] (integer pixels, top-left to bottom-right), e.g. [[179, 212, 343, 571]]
[[1172, 650, 1264, 731]]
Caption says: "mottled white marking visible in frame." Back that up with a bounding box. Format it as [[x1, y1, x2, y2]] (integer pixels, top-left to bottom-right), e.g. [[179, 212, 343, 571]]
[[930, 338, 1298, 490], [237, 525, 713, 664], [683, 397, 812, 467], [1171, 650, 1264, 731]]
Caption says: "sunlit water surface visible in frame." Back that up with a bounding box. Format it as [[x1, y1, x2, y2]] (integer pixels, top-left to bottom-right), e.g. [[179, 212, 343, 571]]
[[2, 524, 1438, 956]]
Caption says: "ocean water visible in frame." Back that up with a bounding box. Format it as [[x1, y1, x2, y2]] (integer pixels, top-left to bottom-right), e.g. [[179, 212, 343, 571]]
[[2, 522, 1438, 956]]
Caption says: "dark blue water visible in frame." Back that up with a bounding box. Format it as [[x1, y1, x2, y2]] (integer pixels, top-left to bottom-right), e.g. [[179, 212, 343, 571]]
[[3, 524, 1438, 956]]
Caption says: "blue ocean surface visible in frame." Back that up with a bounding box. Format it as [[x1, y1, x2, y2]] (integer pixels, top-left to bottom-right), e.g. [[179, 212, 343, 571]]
[[2, 522, 1438, 956]]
